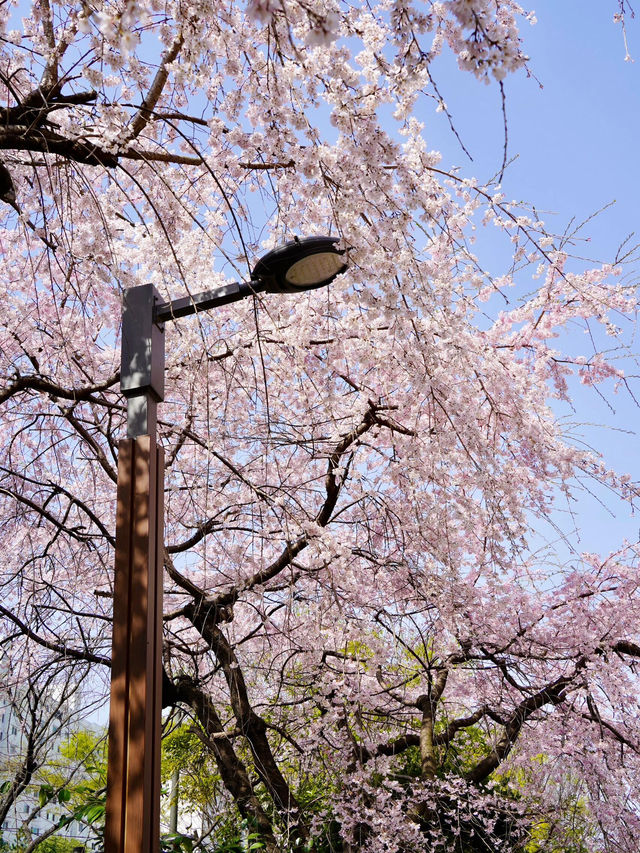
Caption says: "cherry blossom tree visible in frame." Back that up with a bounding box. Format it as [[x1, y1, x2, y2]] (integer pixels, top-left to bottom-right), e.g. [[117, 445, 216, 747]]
[[1, 1, 639, 850]]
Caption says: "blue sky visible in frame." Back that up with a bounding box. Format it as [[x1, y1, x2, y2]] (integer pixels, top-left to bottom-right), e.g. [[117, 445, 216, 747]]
[[427, 1, 639, 266]]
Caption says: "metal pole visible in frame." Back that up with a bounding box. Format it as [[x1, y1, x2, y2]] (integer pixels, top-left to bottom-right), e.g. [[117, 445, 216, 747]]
[[105, 436, 163, 853], [169, 769, 180, 834], [106, 284, 165, 853]]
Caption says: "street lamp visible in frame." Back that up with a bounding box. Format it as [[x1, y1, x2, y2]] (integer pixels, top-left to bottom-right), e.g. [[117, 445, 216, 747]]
[[105, 237, 347, 853]]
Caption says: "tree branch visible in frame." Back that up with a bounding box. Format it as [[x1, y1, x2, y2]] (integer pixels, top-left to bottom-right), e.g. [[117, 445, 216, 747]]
[[127, 32, 185, 141], [0, 605, 110, 666], [0, 371, 119, 406], [172, 674, 278, 851], [0, 127, 118, 168], [181, 611, 308, 844]]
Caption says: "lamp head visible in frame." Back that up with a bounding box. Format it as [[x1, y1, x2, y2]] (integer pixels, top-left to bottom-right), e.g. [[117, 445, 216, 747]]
[[252, 236, 348, 293]]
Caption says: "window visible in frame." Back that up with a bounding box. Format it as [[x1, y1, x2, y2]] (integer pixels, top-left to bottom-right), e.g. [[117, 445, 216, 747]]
[[11, 725, 17, 736], [32, 826, 40, 835]]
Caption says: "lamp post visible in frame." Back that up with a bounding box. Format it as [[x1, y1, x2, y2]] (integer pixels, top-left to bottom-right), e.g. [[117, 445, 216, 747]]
[[105, 237, 347, 853]]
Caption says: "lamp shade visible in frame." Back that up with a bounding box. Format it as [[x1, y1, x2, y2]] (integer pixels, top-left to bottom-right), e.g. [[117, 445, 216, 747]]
[[252, 236, 347, 293]]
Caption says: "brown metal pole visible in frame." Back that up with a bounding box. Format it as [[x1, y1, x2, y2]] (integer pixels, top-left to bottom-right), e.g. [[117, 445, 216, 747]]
[[106, 435, 164, 853]]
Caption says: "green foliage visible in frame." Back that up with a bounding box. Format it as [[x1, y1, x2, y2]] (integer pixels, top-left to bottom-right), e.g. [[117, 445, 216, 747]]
[[483, 756, 596, 853], [291, 776, 341, 853], [392, 722, 492, 782], [520, 764, 595, 853], [161, 830, 195, 852], [34, 837, 84, 853], [525, 815, 593, 853], [36, 784, 73, 808], [440, 724, 493, 778], [162, 723, 221, 817], [34, 729, 107, 850], [0, 836, 85, 853], [212, 825, 265, 853]]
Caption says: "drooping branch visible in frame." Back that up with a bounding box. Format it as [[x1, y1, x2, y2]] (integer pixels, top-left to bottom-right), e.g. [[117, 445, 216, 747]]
[[184, 401, 384, 617], [56, 406, 118, 485], [0, 485, 97, 544], [585, 694, 640, 753]]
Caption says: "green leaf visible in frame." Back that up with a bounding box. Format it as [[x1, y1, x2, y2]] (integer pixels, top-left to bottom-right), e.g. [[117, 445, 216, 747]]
[[75, 802, 105, 824], [161, 831, 194, 852], [38, 783, 54, 806]]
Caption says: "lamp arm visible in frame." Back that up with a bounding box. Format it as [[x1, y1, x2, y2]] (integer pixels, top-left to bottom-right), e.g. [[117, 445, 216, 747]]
[[154, 279, 266, 323], [121, 279, 267, 438]]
